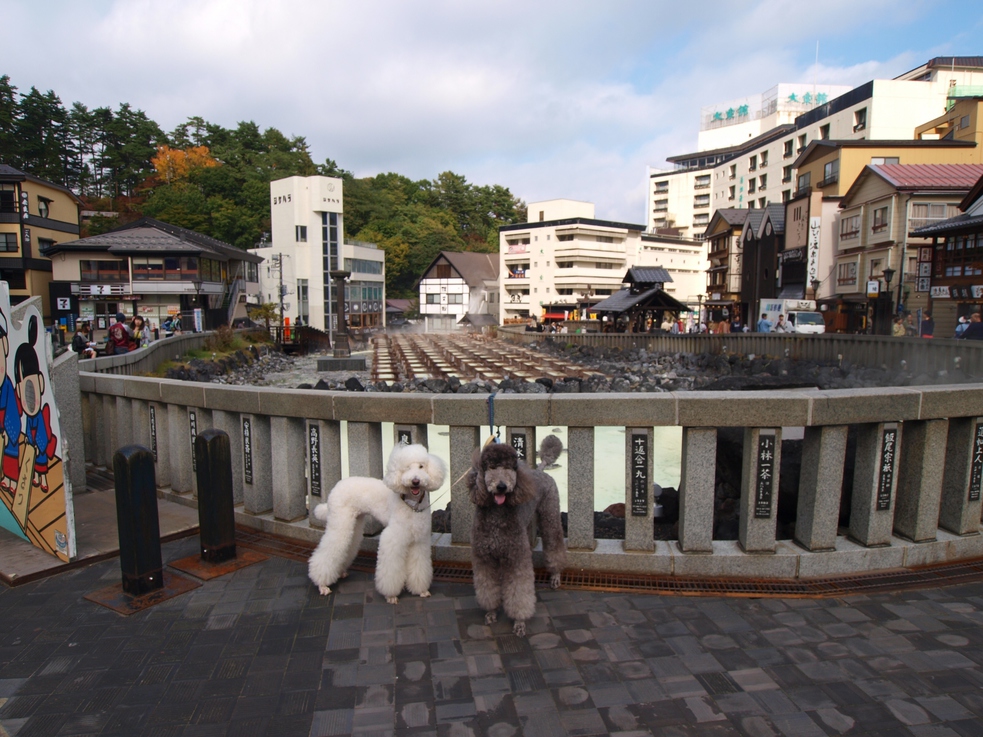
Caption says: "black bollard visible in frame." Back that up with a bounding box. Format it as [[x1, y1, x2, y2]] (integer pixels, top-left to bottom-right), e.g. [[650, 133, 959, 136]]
[[113, 445, 163, 595], [195, 429, 237, 563]]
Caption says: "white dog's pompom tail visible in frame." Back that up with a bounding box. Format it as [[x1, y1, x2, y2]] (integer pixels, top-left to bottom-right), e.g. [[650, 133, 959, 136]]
[[313, 503, 329, 521]]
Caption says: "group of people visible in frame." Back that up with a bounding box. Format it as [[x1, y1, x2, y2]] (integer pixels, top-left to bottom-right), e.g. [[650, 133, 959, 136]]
[[71, 312, 162, 358]]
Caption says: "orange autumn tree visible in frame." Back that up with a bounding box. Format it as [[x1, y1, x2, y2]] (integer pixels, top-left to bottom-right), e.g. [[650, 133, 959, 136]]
[[151, 145, 220, 183]]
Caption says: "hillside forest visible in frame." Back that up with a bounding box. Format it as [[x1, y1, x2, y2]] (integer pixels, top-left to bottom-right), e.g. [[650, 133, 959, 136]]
[[0, 75, 527, 297]]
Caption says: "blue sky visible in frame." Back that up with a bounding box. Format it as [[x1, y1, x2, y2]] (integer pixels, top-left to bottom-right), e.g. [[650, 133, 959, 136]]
[[4, 0, 983, 222]]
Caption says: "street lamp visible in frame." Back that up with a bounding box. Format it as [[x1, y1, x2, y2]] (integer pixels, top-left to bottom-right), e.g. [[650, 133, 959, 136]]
[[883, 268, 896, 322], [811, 278, 821, 300]]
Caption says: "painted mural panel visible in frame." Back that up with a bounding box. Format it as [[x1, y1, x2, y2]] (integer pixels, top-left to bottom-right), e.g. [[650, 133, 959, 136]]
[[0, 285, 75, 562]]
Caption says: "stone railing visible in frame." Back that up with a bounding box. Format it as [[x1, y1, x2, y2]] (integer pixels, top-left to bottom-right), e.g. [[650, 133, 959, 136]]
[[78, 373, 983, 579], [78, 332, 216, 376], [496, 326, 983, 378]]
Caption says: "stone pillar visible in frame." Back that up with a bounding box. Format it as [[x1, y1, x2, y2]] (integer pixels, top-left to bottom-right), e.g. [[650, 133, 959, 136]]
[[168, 405, 192, 494], [624, 427, 655, 552], [151, 403, 171, 489], [243, 414, 272, 516], [271, 416, 307, 522], [566, 427, 595, 551], [309, 419, 342, 529], [894, 419, 947, 543], [849, 422, 900, 547], [940, 416, 983, 536], [795, 425, 847, 552], [102, 395, 117, 466], [348, 421, 384, 478], [115, 397, 133, 450], [739, 428, 781, 553], [81, 394, 96, 467], [507, 426, 537, 468], [212, 409, 244, 505], [678, 427, 716, 554], [394, 424, 429, 448], [450, 426, 481, 545]]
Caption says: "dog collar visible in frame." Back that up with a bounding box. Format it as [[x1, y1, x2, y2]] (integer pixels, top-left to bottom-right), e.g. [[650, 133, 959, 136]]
[[401, 493, 428, 512]]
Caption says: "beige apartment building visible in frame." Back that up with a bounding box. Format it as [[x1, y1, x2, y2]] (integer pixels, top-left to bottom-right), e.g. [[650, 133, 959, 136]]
[[0, 164, 82, 319], [500, 200, 703, 322]]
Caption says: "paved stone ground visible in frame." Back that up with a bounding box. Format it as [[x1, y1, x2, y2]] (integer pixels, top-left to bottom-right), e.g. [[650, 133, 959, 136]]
[[3, 536, 983, 736]]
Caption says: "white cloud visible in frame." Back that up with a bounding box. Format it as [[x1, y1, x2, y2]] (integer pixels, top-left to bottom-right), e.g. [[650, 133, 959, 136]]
[[3, 0, 970, 222]]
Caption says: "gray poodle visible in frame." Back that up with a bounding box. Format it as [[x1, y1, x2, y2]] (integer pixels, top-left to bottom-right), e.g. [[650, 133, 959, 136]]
[[468, 439, 567, 636]]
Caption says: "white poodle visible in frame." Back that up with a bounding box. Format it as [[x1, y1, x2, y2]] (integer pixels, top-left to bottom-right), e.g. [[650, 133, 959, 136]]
[[307, 443, 446, 604]]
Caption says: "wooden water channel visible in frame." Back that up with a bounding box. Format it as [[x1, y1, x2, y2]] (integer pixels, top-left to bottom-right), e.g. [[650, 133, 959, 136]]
[[371, 333, 598, 383]]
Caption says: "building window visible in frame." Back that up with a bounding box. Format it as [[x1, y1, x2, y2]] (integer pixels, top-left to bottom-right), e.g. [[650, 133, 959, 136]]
[[246, 262, 259, 283], [557, 234, 574, 242], [783, 140, 794, 159], [132, 257, 165, 280], [596, 236, 614, 243], [344, 258, 383, 274], [871, 157, 899, 165], [654, 180, 669, 193], [297, 279, 309, 323], [909, 203, 959, 230], [821, 160, 839, 187], [728, 185, 735, 201], [839, 215, 861, 240], [759, 174, 767, 191], [426, 293, 440, 304], [837, 261, 857, 286], [694, 194, 710, 208], [0, 184, 15, 214], [796, 171, 811, 192], [782, 189, 791, 203], [595, 263, 616, 269], [729, 164, 737, 180], [782, 165, 793, 183], [296, 225, 307, 242], [748, 178, 756, 194], [819, 124, 830, 140], [797, 134, 807, 152], [539, 211, 544, 222], [37, 198, 50, 219], [694, 174, 711, 189], [854, 107, 867, 132], [872, 206, 889, 232], [760, 151, 769, 167], [0, 233, 17, 252], [447, 293, 463, 304], [653, 199, 669, 212], [556, 261, 573, 269], [693, 213, 709, 226], [748, 201, 756, 209], [748, 155, 757, 172], [960, 115, 971, 130], [759, 197, 767, 208]]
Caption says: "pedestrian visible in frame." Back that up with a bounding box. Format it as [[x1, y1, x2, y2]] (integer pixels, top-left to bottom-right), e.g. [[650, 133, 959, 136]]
[[129, 315, 151, 349], [106, 312, 131, 355], [757, 313, 773, 333], [71, 323, 97, 358], [892, 317, 906, 337], [921, 311, 935, 338], [955, 316, 969, 338], [905, 314, 917, 337], [774, 315, 790, 333], [959, 312, 983, 340]]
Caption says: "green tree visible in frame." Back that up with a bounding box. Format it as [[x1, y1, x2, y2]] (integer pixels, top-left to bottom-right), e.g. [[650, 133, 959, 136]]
[[0, 76, 18, 165]]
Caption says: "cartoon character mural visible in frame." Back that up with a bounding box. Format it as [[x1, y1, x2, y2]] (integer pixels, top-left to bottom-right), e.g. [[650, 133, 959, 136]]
[[0, 284, 74, 562]]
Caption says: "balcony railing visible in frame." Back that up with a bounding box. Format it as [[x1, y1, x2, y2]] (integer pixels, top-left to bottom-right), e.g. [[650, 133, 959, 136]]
[[818, 173, 839, 188]]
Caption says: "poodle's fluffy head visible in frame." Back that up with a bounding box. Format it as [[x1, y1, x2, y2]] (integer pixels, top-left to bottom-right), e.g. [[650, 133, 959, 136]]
[[384, 443, 446, 510], [469, 442, 536, 509]]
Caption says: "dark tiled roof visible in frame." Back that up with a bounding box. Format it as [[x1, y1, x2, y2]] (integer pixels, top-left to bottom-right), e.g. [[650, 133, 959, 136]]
[[592, 287, 689, 314], [625, 267, 673, 285], [911, 212, 983, 236], [745, 210, 765, 234], [763, 203, 785, 234], [717, 209, 750, 226], [43, 217, 263, 262], [437, 251, 499, 286], [926, 56, 983, 70]]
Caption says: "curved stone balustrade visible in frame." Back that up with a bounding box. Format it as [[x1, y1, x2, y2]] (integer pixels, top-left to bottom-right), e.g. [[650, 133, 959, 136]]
[[78, 332, 217, 376], [78, 370, 983, 580], [497, 326, 983, 377]]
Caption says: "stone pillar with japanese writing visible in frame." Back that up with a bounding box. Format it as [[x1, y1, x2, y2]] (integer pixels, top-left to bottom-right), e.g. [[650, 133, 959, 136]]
[[739, 428, 781, 553], [678, 427, 716, 553], [308, 420, 341, 530], [394, 424, 429, 449], [940, 416, 983, 536], [624, 428, 655, 552], [243, 414, 272, 516], [506, 427, 537, 468], [893, 419, 947, 543], [849, 422, 900, 547]]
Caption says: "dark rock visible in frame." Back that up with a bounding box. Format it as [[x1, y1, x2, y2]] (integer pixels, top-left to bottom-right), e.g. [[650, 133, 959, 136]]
[[296, 383, 314, 390], [345, 377, 365, 392], [535, 377, 554, 390], [374, 381, 391, 392], [423, 378, 449, 393], [448, 376, 461, 392], [313, 379, 331, 390]]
